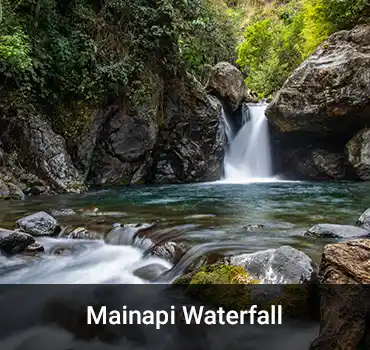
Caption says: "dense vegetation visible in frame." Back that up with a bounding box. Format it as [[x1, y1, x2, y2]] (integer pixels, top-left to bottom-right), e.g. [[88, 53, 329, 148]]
[[0, 0, 369, 133], [0, 0, 237, 139], [236, 0, 370, 98]]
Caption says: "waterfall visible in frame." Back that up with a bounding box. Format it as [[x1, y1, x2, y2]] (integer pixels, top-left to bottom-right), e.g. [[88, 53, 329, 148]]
[[221, 107, 234, 146], [222, 103, 274, 183]]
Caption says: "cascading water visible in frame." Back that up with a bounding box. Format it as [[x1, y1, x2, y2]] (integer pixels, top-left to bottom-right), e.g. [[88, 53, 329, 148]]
[[222, 103, 274, 183]]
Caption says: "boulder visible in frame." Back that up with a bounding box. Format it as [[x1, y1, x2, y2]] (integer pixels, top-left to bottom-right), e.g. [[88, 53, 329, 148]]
[[105, 223, 155, 246], [152, 78, 226, 183], [305, 224, 369, 239], [87, 103, 158, 185], [67, 227, 101, 240], [357, 208, 370, 229], [17, 211, 60, 237], [317, 239, 370, 284], [266, 24, 370, 137], [206, 62, 249, 111], [0, 229, 35, 255], [150, 241, 187, 265], [24, 242, 45, 254], [346, 128, 370, 180], [310, 239, 370, 349], [0, 180, 25, 200], [230, 246, 317, 284]]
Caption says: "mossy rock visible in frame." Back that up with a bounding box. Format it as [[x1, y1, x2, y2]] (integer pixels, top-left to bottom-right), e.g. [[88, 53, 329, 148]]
[[179, 263, 260, 311]]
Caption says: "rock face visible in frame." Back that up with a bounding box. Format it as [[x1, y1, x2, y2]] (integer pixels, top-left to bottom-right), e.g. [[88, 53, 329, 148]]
[[267, 25, 370, 180], [357, 208, 370, 229], [87, 104, 159, 185], [266, 25, 370, 136], [152, 78, 226, 183], [305, 224, 370, 239], [310, 239, 370, 350], [206, 62, 249, 111], [0, 229, 35, 255], [17, 212, 60, 237], [230, 246, 317, 284], [346, 128, 370, 180]]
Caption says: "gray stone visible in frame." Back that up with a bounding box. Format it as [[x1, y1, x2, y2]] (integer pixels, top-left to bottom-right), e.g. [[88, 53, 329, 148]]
[[266, 25, 370, 136], [346, 128, 370, 180], [67, 227, 101, 240], [230, 246, 317, 284], [357, 208, 370, 229], [0, 180, 25, 200], [17, 211, 60, 236], [0, 229, 35, 255], [305, 224, 369, 239], [105, 223, 154, 246], [206, 62, 249, 111]]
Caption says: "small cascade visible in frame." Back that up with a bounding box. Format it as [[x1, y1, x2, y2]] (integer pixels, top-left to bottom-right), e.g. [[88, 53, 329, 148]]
[[220, 107, 234, 147], [222, 103, 274, 183]]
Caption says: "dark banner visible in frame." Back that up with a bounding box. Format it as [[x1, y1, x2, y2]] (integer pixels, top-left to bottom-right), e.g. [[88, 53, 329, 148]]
[[0, 284, 368, 350]]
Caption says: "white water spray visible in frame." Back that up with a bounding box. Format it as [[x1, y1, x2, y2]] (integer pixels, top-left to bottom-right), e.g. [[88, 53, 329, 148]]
[[222, 103, 275, 183]]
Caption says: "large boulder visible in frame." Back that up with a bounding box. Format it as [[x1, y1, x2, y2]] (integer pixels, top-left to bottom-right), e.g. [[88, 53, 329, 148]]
[[310, 239, 370, 349], [346, 128, 370, 180], [0, 180, 25, 200], [266, 24, 370, 137], [230, 246, 317, 284], [87, 103, 159, 185], [0, 229, 35, 255], [206, 62, 249, 111], [152, 77, 226, 183], [305, 224, 370, 239], [17, 211, 60, 237]]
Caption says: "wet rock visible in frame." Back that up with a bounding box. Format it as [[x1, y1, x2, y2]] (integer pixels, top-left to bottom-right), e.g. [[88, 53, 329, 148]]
[[230, 246, 317, 284], [356, 208, 370, 229], [310, 239, 370, 349], [243, 224, 267, 231], [105, 223, 154, 246], [67, 227, 101, 240], [49, 208, 76, 217], [133, 263, 170, 282], [24, 242, 45, 254], [151, 241, 187, 265], [206, 62, 250, 111], [17, 211, 60, 237], [0, 229, 35, 255], [305, 224, 369, 239], [266, 25, 370, 136], [346, 128, 370, 180], [0, 180, 25, 200]]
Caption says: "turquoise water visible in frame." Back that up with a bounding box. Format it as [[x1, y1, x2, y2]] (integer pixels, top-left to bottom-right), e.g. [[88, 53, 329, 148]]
[[0, 180, 369, 264]]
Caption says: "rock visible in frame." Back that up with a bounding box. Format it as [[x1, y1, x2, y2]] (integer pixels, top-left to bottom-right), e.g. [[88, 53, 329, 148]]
[[266, 25, 370, 137], [24, 242, 45, 254], [49, 208, 76, 217], [230, 246, 317, 284], [105, 223, 155, 246], [317, 239, 370, 284], [206, 62, 248, 111], [151, 241, 187, 265], [87, 103, 158, 185], [346, 128, 370, 180], [2, 114, 86, 193], [305, 224, 370, 239], [0, 229, 35, 255], [133, 263, 170, 282], [0, 180, 25, 200], [357, 208, 370, 229], [152, 79, 226, 183], [67, 227, 101, 240], [310, 239, 370, 349], [17, 211, 60, 237]]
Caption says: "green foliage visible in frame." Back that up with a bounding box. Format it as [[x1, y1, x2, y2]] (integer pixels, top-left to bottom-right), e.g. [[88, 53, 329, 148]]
[[236, 0, 370, 97], [0, 0, 237, 139]]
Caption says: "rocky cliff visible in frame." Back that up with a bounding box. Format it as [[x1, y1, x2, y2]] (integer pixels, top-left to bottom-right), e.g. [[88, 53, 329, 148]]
[[266, 24, 370, 180], [0, 64, 248, 198]]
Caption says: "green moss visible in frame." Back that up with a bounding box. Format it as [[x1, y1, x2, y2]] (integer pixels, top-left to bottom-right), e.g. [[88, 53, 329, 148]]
[[180, 263, 260, 311]]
